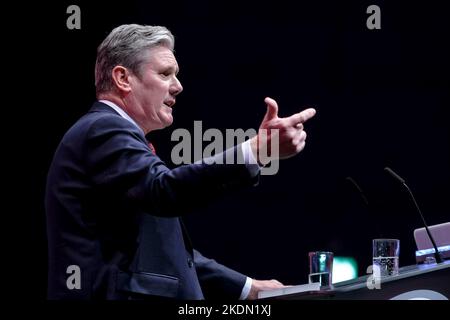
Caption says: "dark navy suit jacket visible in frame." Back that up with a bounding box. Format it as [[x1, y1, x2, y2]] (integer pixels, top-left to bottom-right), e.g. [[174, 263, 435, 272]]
[[45, 102, 259, 300]]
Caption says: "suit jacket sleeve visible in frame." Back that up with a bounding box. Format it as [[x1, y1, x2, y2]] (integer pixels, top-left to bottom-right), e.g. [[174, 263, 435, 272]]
[[193, 249, 248, 300], [83, 115, 259, 216]]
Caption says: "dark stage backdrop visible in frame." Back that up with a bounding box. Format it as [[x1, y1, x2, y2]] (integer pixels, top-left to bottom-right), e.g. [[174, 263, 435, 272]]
[[20, 0, 449, 299]]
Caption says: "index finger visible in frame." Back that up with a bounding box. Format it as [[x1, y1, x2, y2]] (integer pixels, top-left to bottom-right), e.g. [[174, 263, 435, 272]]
[[287, 108, 316, 126]]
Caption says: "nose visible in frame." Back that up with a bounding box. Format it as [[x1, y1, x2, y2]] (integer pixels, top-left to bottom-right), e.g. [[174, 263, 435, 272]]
[[170, 76, 183, 96]]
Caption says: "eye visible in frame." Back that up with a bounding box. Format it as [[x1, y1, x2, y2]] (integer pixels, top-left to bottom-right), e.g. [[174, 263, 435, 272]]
[[160, 70, 172, 78]]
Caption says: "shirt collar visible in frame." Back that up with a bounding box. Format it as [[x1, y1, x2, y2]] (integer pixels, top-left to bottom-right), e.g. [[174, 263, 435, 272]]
[[98, 100, 144, 135]]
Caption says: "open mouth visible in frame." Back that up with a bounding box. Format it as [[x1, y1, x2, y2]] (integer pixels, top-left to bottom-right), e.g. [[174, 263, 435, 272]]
[[163, 100, 175, 108]]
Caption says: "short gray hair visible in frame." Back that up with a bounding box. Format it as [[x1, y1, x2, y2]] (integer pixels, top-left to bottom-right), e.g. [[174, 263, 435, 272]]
[[95, 24, 175, 95]]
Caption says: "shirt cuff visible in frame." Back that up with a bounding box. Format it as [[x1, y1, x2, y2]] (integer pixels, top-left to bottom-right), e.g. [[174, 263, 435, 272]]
[[241, 139, 261, 177], [239, 277, 253, 300]]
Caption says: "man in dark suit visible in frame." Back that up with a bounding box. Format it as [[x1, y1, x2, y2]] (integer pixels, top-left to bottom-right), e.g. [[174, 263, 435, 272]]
[[46, 24, 316, 299]]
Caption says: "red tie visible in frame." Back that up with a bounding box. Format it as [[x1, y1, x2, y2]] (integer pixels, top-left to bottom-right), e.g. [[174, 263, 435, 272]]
[[148, 142, 156, 155]]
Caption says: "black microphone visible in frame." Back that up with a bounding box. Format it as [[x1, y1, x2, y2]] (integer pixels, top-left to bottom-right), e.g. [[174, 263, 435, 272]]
[[346, 177, 369, 207], [384, 167, 443, 263], [346, 176, 382, 237]]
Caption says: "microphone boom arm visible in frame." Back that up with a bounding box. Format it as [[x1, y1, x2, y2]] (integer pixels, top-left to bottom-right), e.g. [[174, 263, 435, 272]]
[[384, 167, 443, 264]]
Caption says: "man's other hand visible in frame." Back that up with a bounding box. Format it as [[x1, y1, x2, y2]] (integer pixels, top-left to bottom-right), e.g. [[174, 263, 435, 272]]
[[247, 279, 287, 300]]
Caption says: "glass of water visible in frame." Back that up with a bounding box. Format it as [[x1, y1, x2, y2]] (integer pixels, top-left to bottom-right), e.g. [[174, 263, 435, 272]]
[[372, 239, 400, 278], [308, 251, 334, 289]]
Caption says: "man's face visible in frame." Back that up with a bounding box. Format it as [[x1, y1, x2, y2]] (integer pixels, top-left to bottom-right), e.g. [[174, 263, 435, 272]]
[[129, 46, 183, 132]]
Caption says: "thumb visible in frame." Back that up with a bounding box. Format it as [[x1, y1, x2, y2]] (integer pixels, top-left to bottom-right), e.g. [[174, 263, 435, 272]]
[[263, 97, 278, 121]]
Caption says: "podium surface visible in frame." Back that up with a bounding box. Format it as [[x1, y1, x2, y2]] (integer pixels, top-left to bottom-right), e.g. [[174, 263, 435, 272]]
[[264, 260, 450, 300]]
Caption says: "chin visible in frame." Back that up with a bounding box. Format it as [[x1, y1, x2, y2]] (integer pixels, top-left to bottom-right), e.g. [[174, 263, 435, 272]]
[[157, 119, 171, 129], [163, 114, 174, 127], [154, 109, 173, 129]]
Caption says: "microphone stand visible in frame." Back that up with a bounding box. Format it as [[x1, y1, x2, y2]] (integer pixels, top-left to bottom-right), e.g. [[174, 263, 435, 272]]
[[384, 167, 443, 264]]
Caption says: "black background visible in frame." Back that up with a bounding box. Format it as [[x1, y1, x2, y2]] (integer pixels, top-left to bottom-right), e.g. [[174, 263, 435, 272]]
[[15, 0, 449, 300]]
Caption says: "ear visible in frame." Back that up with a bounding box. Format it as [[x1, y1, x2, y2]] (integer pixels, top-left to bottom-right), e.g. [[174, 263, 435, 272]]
[[111, 66, 132, 93]]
